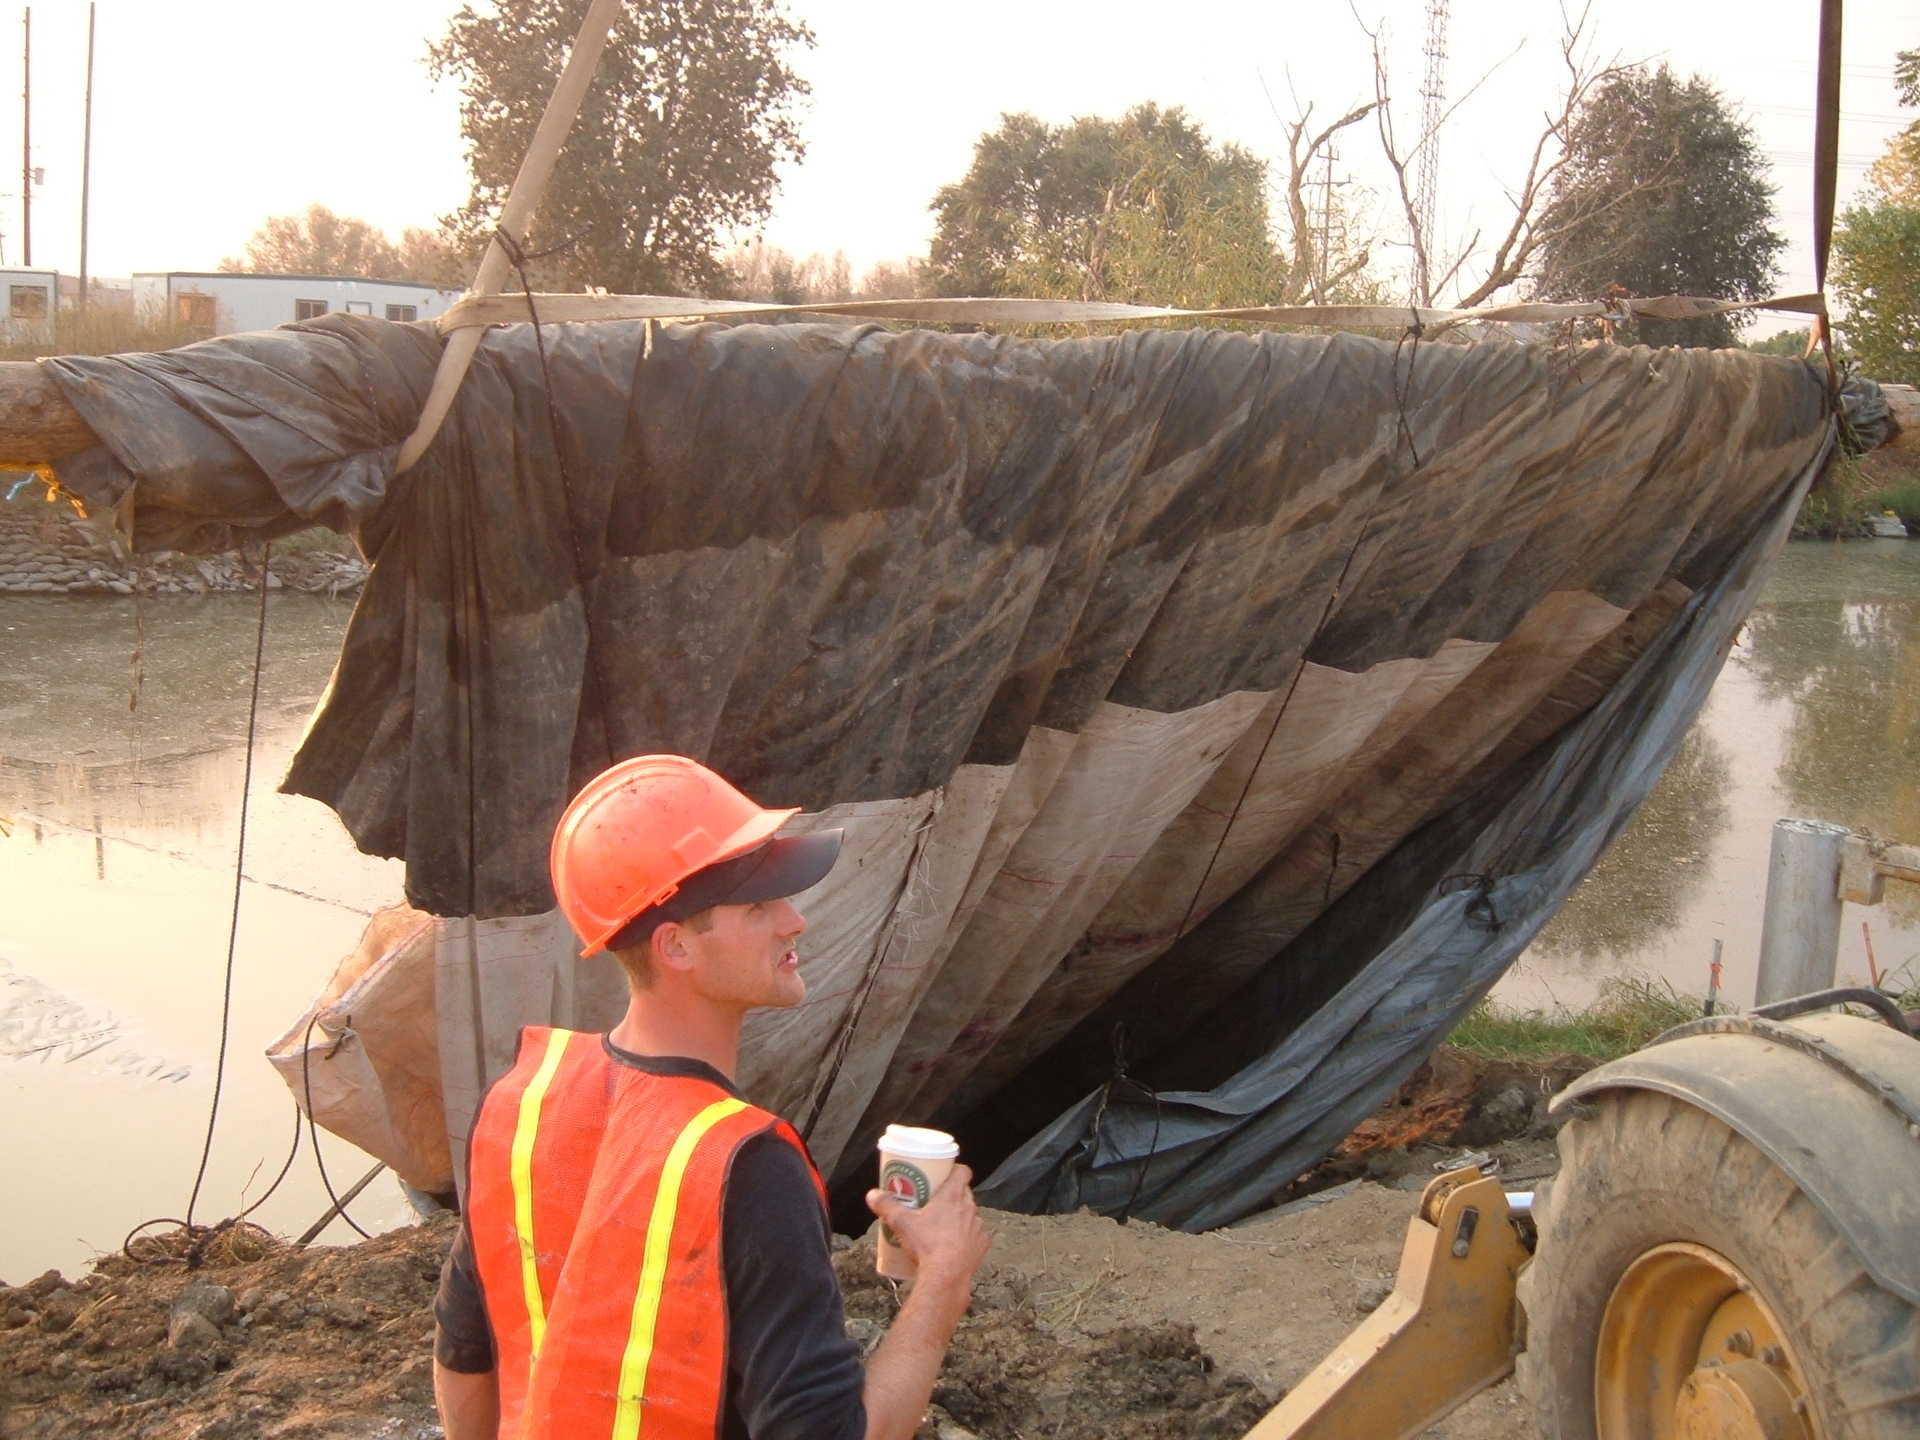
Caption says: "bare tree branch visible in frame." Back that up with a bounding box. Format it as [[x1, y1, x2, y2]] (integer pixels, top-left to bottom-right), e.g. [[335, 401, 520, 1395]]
[[1356, 1, 1668, 310], [1260, 71, 1377, 303]]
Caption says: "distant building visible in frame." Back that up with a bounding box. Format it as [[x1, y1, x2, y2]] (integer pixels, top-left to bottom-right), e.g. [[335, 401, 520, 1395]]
[[0, 266, 58, 338], [132, 272, 458, 335]]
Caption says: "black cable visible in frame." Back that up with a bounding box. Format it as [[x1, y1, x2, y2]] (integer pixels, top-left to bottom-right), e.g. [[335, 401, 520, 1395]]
[[184, 537, 271, 1230], [302, 1012, 373, 1239], [494, 222, 618, 768]]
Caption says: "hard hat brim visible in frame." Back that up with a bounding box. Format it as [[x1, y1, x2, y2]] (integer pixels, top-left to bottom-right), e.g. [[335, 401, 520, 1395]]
[[596, 828, 844, 955], [706, 828, 845, 907]]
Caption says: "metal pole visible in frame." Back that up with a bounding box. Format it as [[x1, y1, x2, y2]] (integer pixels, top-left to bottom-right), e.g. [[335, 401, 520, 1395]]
[[21, 6, 29, 267], [75, 1, 91, 316], [1755, 818, 1849, 1005], [295, 1161, 386, 1246]]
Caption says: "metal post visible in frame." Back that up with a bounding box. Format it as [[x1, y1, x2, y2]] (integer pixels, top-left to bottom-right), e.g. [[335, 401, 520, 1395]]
[[75, 2, 92, 317], [1755, 818, 1849, 1005], [21, 7, 30, 267]]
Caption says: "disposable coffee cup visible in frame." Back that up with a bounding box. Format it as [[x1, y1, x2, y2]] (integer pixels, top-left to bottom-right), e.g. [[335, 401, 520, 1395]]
[[875, 1124, 959, 1280]]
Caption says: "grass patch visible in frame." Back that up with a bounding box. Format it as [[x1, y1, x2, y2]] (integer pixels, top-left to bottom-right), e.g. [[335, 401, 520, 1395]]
[[1450, 977, 1701, 1062], [1864, 478, 1920, 530], [0, 309, 211, 362]]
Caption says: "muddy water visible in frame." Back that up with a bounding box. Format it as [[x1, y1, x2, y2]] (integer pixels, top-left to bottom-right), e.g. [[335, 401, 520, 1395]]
[[4, 540, 1917, 1278], [0, 593, 413, 1284], [1499, 538, 1920, 1011]]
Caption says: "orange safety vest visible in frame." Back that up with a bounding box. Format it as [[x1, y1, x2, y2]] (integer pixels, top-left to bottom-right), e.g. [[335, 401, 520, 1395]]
[[467, 1026, 826, 1440]]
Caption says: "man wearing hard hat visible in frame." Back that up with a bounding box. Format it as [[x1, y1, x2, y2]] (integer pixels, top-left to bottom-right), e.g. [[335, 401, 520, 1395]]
[[430, 755, 991, 1440]]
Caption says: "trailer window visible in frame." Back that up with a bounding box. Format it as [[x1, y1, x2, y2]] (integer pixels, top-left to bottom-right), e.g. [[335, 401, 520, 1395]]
[[294, 299, 328, 321], [10, 284, 48, 319], [385, 304, 417, 322], [174, 293, 215, 329]]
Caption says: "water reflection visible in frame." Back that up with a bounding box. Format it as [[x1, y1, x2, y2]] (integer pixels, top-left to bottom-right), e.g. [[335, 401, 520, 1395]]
[[1507, 538, 1920, 1008], [0, 594, 411, 1284], [1531, 729, 1734, 962]]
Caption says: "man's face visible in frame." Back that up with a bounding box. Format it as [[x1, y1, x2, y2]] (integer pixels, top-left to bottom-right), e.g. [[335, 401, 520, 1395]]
[[676, 896, 809, 1011]]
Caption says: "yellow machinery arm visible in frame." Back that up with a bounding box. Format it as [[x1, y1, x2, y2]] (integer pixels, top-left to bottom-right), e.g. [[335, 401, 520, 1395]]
[[1243, 1169, 1529, 1440]]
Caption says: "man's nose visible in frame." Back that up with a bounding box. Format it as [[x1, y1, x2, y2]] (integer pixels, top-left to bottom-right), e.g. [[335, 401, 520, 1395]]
[[773, 897, 807, 939]]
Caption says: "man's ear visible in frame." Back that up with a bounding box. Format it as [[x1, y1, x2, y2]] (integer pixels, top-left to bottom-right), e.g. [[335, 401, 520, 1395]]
[[650, 920, 695, 976]]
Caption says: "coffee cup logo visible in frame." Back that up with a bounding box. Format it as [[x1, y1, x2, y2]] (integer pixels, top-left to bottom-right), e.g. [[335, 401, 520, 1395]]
[[881, 1160, 931, 1208]]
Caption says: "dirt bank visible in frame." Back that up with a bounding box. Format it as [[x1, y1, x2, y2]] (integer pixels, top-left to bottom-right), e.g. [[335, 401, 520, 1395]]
[[0, 1049, 1580, 1439]]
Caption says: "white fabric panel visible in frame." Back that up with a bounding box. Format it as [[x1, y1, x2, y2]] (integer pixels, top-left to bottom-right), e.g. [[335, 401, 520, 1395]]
[[945, 638, 1498, 1111], [793, 763, 1014, 1177], [880, 688, 1276, 1127], [735, 795, 940, 1122], [306, 587, 1642, 1203], [435, 910, 623, 1198]]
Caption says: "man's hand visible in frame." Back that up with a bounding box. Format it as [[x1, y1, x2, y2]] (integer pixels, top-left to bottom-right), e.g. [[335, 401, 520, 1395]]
[[859, 1165, 992, 1440], [866, 1163, 991, 1292]]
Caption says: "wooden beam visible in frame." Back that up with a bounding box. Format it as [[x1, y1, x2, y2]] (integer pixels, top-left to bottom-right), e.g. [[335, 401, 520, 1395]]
[[0, 360, 99, 465]]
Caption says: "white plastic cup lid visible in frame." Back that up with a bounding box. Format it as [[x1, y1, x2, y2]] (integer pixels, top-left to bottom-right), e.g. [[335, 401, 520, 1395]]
[[877, 1124, 959, 1161]]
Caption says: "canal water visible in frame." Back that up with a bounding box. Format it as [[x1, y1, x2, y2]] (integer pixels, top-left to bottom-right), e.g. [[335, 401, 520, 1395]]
[[1496, 537, 1920, 1011], [3, 538, 1917, 1279]]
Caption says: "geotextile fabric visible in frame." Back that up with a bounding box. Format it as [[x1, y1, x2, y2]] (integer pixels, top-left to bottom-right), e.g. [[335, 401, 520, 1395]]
[[45, 315, 1833, 1222]]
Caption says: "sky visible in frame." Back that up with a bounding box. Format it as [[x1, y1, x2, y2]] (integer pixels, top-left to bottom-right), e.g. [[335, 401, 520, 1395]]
[[0, 0, 1910, 334]]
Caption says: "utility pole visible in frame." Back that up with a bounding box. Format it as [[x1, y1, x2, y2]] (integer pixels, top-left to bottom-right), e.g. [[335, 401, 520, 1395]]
[[20, 6, 29, 267], [76, 0, 92, 314], [1413, 0, 1448, 305]]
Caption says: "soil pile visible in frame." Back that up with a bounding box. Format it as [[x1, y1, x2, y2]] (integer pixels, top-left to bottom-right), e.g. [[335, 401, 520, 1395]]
[[1272, 1046, 1595, 1204], [0, 1217, 447, 1440], [837, 1232, 1269, 1440], [0, 1048, 1577, 1439]]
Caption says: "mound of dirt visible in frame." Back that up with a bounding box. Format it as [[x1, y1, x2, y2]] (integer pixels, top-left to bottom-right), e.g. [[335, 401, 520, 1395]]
[[1269, 1046, 1595, 1206], [837, 1232, 1269, 1440], [0, 1216, 448, 1440], [0, 1047, 1576, 1439]]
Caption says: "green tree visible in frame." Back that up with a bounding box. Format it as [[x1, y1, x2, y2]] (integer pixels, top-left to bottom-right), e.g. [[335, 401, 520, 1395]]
[[1866, 46, 1919, 201], [926, 104, 1290, 308], [1834, 204, 1920, 384], [429, 0, 812, 297], [1834, 44, 1920, 385], [221, 204, 462, 283], [1743, 328, 1810, 357], [1533, 65, 1785, 348]]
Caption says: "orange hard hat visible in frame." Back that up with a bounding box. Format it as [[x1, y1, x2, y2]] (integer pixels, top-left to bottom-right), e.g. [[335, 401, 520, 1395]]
[[552, 755, 802, 957]]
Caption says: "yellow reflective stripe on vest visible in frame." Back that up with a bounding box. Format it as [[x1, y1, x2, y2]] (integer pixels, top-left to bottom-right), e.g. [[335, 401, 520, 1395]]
[[610, 1096, 750, 1440], [510, 1028, 573, 1362]]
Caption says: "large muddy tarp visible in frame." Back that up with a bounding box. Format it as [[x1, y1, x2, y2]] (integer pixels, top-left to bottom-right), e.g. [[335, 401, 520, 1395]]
[[47, 315, 1833, 1222]]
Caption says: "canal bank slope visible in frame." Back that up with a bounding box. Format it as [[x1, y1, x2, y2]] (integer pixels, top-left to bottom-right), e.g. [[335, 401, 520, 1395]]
[[0, 499, 367, 597]]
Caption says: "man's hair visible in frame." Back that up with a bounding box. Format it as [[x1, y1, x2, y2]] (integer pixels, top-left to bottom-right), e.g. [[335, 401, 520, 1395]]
[[610, 907, 717, 990]]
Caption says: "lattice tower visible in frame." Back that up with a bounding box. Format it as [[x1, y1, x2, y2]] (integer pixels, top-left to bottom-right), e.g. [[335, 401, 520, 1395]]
[[1413, 0, 1449, 303]]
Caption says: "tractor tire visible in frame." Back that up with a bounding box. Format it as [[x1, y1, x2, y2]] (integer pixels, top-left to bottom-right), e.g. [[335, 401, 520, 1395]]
[[1517, 1087, 1920, 1440]]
